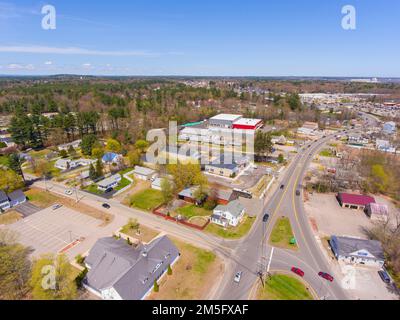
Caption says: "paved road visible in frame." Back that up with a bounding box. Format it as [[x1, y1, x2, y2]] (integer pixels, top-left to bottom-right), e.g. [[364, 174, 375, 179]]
[[214, 132, 359, 300]]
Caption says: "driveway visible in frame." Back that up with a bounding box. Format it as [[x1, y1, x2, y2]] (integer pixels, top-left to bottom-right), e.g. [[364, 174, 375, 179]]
[[13, 202, 41, 218]]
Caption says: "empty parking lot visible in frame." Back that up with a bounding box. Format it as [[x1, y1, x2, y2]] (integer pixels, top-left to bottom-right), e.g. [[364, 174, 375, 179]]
[[6, 206, 102, 256]]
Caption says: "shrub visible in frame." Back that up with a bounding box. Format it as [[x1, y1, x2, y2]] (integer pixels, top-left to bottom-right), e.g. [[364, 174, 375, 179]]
[[153, 280, 159, 292]]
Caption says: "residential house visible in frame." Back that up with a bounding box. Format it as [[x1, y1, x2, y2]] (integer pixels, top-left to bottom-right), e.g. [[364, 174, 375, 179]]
[[0, 190, 11, 211], [348, 133, 368, 146], [97, 174, 122, 191], [297, 122, 319, 136], [55, 159, 78, 171], [151, 178, 163, 191], [365, 203, 389, 222], [211, 200, 245, 228], [330, 236, 385, 267], [205, 155, 249, 178], [376, 139, 396, 153], [383, 121, 396, 135], [102, 152, 122, 165], [337, 193, 376, 210], [58, 139, 82, 151], [133, 166, 157, 181], [83, 236, 180, 300], [7, 189, 27, 207], [178, 186, 206, 205], [214, 189, 239, 205]]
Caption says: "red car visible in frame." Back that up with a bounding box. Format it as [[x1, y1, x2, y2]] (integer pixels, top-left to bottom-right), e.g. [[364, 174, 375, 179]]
[[291, 267, 305, 277], [318, 272, 334, 282]]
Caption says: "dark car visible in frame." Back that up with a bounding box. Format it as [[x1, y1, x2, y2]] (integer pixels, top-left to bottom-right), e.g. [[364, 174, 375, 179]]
[[280, 184, 285, 190], [296, 190, 301, 196], [378, 270, 391, 284], [105, 187, 114, 193], [318, 272, 334, 282], [291, 267, 305, 277], [263, 213, 270, 223], [102, 203, 111, 209]]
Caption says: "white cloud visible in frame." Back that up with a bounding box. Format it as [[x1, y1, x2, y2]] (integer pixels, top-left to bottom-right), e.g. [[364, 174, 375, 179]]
[[0, 45, 159, 57], [44, 61, 53, 65], [7, 63, 35, 70], [82, 63, 92, 69]]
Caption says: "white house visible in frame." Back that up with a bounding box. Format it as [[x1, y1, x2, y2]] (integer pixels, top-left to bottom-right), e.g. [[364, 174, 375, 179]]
[[133, 166, 157, 181], [58, 139, 82, 151], [211, 200, 245, 228], [97, 174, 121, 191], [55, 159, 78, 171]]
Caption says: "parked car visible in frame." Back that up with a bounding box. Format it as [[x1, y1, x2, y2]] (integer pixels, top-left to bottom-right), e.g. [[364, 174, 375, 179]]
[[102, 203, 111, 209], [291, 267, 305, 277], [65, 189, 73, 196], [263, 213, 270, 223], [234, 271, 243, 284], [52, 204, 63, 210], [318, 272, 334, 282], [105, 187, 114, 193], [296, 190, 301, 196], [378, 270, 391, 284]]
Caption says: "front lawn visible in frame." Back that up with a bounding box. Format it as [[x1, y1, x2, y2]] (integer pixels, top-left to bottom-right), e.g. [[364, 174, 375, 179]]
[[269, 217, 298, 250], [25, 188, 60, 208], [257, 274, 314, 300], [0, 211, 22, 225], [114, 177, 131, 192], [148, 239, 222, 300], [84, 184, 104, 195], [130, 189, 164, 211], [176, 205, 212, 219], [205, 215, 255, 239]]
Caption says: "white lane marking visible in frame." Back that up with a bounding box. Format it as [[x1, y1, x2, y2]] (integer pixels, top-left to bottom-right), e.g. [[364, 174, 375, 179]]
[[267, 247, 274, 273]]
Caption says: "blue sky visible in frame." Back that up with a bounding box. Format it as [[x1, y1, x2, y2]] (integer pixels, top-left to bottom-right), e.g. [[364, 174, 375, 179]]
[[0, 0, 399, 76]]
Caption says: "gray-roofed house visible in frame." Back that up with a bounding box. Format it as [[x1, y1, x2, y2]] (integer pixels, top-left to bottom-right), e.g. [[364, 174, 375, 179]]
[[83, 235, 180, 300], [7, 189, 26, 207], [97, 174, 122, 191], [133, 166, 157, 181], [211, 200, 245, 227], [330, 235, 385, 267], [0, 190, 11, 211]]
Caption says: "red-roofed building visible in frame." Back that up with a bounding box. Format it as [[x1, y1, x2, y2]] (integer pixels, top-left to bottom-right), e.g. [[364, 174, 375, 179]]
[[337, 193, 376, 210]]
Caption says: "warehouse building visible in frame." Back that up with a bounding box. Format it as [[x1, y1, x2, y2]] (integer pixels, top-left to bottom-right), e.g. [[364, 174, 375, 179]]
[[209, 114, 242, 129], [232, 118, 263, 130]]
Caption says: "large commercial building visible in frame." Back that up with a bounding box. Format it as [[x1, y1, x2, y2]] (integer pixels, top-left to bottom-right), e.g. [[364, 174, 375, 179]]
[[209, 114, 243, 129], [232, 118, 263, 130]]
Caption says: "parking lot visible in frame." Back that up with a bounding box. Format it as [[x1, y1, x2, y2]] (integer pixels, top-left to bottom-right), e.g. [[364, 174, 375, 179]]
[[7, 206, 102, 257], [13, 202, 41, 218]]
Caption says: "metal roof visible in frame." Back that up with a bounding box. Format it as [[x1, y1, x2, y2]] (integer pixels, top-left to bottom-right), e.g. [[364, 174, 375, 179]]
[[331, 236, 385, 261], [338, 193, 376, 206], [210, 114, 242, 122]]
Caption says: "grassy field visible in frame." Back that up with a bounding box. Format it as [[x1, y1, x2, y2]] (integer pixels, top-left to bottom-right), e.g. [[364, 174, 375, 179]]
[[319, 149, 335, 157], [257, 274, 314, 300], [84, 184, 104, 195], [25, 188, 60, 208], [120, 222, 160, 244], [0, 211, 22, 225], [0, 155, 9, 167], [269, 217, 298, 250], [176, 205, 212, 219], [205, 215, 255, 239], [130, 189, 164, 211], [114, 177, 131, 191], [148, 239, 222, 300]]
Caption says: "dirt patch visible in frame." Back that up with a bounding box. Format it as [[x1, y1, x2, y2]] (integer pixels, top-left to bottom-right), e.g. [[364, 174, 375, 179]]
[[147, 238, 224, 300], [0, 210, 23, 225]]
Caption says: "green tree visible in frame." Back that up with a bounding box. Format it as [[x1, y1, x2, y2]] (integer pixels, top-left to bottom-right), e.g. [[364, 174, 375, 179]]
[[167, 264, 172, 276], [255, 131, 273, 157], [68, 146, 77, 158], [161, 178, 174, 204], [0, 169, 24, 193], [153, 279, 159, 293], [106, 138, 122, 153], [30, 254, 77, 300], [95, 159, 104, 178], [0, 230, 32, 300], [135, 140, 149, 154], [91, 147, 105, 160], [127, 149, 141, 167], [59, 149, 68, 158], [8, 153, 26, 182], [81, 134, 97, 156], [370, 164, 389, 193], [89, 163, 97, 181]]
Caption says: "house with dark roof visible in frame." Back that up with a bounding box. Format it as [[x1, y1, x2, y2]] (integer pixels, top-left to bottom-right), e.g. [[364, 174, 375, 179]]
[[178, 186, 207, 205], [365, 203, 389, 222], [214, 189, 238, 205], [211, 200, 245, 227], [337, 193, 376, 210], [7, 189, 27, 207], [330, 236, 385, 267], [83, 235, 180, 300], [0, 190, 11, 211]]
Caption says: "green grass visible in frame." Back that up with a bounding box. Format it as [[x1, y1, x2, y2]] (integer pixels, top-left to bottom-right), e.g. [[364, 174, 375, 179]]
[[176, 205, 212, 219], [269, 217, 298, 250], [205, 215, 255, 239], [114, 177, 131, 191], [130, 189, 164, 211], [118, 168, 134, 175], [319, 149, 335, 157], [84, 184, 104, 195], [258, 274, 314, 300], [0, 155, 10, 167]]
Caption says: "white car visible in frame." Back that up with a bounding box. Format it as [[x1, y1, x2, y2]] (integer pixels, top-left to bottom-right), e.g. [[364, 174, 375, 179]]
[[234, 272, 243, 284], [65, 190, 73, 196]]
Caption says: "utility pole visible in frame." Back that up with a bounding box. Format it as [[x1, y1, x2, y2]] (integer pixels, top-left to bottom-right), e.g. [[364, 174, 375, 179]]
[[74, 187, 79, 203], [258, 213, 270, 286]]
